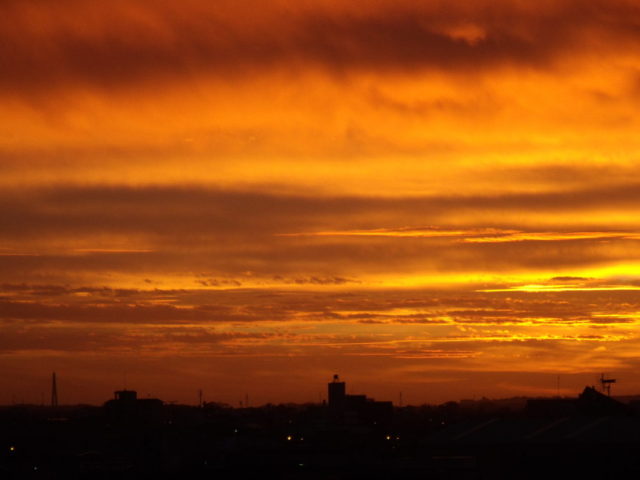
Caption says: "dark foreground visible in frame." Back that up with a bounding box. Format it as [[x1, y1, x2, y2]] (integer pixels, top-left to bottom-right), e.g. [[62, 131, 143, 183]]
[[3, 389, 640, 479]]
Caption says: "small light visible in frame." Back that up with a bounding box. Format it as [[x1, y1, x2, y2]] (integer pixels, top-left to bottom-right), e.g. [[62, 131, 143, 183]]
[[286, 435, 292, 441], [9, 446, 15, 452], [385, 435, 391, 440], [234, 429, 238, 433]]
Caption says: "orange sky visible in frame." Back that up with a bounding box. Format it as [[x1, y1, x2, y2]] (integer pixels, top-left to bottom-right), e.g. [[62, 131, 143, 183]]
[[3, 0, 640, 406]]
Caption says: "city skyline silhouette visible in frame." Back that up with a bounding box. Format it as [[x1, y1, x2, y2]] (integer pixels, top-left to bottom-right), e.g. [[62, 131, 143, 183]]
[[4, 5, 640, 474]]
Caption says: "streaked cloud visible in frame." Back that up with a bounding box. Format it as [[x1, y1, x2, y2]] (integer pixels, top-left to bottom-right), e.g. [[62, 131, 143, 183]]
[[280, 227, 640, 243]]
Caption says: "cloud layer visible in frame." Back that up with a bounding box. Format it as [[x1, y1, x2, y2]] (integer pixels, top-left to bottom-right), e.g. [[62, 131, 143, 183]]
[[3, 0, 640, 405], [4, 0, 640, 94]]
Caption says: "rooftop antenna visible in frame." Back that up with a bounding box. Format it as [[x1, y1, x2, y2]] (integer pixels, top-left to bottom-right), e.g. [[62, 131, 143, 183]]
[[600, 373, 616, 396], [51, 372, 58, 407], [198, 389, 203, 408]]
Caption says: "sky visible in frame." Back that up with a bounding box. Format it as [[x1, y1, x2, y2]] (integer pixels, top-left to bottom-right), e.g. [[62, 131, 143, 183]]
[[3, 0, 640, 406]]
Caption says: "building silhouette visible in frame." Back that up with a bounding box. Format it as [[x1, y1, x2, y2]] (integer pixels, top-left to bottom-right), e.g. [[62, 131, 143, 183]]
[[104, 389, 165, 425], [328, 374, 346, 410], [327, 374, 392, 426]]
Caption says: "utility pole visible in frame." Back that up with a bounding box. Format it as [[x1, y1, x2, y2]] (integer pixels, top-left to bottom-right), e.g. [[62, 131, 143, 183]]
[[51, 372, 58, 407]]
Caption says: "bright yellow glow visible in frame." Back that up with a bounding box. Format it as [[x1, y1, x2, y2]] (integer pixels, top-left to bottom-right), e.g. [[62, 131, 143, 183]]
[[479, 285, 640, 293]]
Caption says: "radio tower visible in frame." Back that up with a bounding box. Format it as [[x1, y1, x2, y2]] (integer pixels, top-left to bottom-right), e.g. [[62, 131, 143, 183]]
[[51, 372, 58, 407]]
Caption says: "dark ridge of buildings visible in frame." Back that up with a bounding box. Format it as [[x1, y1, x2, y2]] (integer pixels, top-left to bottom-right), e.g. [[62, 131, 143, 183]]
[[525, 385, 632, 417], [578, 385, 632, 415], [4, 381, 640, 479]]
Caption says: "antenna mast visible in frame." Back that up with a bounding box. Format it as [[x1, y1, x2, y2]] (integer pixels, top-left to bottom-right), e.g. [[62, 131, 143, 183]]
[[600, 373, 616, 396], [51, 372, 58, 407]]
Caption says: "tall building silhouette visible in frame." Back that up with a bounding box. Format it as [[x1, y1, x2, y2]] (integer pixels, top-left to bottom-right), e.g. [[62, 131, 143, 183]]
[[328, 374, 346, 409]]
